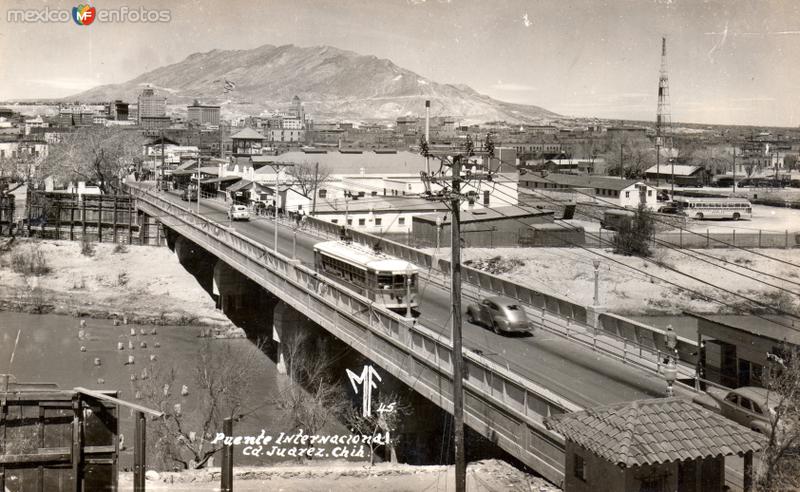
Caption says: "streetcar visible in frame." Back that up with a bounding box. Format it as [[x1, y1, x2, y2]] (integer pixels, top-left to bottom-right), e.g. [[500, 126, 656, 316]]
[[313, 241, 419, 312], [673, 197, 752, 220]]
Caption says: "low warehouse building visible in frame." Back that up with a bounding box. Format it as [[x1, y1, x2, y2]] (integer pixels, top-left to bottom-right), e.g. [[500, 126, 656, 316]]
[[413, 206, 582, 248]]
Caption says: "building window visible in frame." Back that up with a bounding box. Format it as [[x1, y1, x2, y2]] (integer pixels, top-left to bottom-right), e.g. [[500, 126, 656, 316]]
[[318, 189, 327, 198], [483, 191, 490, 206], [375, 218, 382, 226], [347, 219, 352, 226], [648, 190, 653, 197], [371, 191, 378, 196], [574, 454, 586, 481], [358, 218, 365, 226], [398, 217, 406, 226], [625, 191, 630, 198], [358, 191, 365, 197]]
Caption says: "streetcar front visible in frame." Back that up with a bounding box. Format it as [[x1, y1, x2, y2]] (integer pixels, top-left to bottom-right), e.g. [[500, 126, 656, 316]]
[[370, 260, 420, 313]]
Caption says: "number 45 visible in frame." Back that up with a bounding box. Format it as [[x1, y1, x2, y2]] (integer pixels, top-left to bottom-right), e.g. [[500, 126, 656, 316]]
[[376, 402, 396, 414]]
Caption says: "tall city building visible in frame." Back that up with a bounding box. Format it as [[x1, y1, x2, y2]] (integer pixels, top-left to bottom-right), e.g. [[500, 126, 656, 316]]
[[187, 100, 221, 126], [291, 95, 304, 121], [137, 87, 167, 124]]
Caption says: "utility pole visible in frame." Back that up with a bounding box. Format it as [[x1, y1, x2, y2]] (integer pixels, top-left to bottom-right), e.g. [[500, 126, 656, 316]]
[[732, 147, 737, 194], [311, 161, 319, 216], [619, 143, 624, 178], [160, 129, 165, 191], [449, 154, 466, 492], [196, 155, 201, 214], [421, 135, 488, 492]]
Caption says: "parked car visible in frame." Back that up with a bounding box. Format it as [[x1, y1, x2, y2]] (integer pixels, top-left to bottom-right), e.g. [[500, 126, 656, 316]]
[[707, 386, 774, 434], [181, 188, 198, 202], [227, 204, 250, 221], [657, 202, 683, 215], [466, 296, 532, 335]]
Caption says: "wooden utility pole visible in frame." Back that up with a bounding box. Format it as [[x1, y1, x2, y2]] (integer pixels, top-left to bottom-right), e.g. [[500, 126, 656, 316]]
[[311, 161, 319, 215], [450, 156, 466, 492]]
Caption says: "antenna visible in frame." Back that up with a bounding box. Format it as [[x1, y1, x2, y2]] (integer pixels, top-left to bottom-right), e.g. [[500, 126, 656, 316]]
[[655, 36, 673, 195]]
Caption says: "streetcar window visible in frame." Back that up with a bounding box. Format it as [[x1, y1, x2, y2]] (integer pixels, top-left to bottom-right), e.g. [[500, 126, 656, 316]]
[[377, 274, 393, 287]]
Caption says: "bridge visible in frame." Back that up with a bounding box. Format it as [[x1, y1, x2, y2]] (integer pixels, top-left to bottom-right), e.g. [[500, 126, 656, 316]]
[[126, 182, 703, 485]]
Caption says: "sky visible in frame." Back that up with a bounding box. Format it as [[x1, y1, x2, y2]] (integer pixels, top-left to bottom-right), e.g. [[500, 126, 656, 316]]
[[0, 0, 798, 127]]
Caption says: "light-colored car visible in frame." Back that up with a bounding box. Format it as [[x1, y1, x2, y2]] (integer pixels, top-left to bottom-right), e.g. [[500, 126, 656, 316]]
[[707, 386, 774, 434], [227, 204, 250, 221], [466, 296, 531, 334]]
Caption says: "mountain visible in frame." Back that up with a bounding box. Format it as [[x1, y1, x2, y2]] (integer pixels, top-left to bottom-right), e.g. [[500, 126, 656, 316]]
[[69, 44, 558, 123]]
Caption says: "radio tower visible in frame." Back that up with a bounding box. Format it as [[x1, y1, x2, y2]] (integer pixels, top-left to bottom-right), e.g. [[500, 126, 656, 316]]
[[655, 37, 673, 193]]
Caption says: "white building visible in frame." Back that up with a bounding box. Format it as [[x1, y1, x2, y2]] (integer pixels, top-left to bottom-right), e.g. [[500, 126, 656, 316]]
[[519, 173, 658, 209]]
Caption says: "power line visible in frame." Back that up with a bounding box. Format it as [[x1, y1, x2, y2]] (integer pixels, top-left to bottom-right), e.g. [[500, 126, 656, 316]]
[[477, 181, 800, 329]]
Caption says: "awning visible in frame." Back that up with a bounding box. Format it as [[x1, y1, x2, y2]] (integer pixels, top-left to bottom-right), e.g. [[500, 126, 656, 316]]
[[200, 176, 242, 185]]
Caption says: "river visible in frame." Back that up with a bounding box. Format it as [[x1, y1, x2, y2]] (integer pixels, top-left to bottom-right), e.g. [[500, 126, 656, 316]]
[[0, 311, 318, 469]]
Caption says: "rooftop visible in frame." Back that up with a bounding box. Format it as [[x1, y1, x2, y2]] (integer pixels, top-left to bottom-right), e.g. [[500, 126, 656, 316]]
[[253, 150, 427, 175], [687, 312, 800, 346], [230, 128, 266, 140], [521, 173, 645, 192], [545, 397, 765, 468], [645, 164, 703, 176], [414, 206, 551, 225]]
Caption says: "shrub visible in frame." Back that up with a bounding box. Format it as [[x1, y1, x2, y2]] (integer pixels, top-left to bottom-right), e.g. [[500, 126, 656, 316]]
[[116, 271, 129, 287], [80, 237, 96, 257], [10, 247, 51, 276], [612, 204, 655, 257]]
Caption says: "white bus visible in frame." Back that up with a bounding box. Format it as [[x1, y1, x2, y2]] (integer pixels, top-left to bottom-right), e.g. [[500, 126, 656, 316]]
[[674, 197, 752, 220], [313, 241, 419, 312]]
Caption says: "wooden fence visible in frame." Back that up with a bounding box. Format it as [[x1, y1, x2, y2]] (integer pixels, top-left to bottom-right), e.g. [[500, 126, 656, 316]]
[[21, 191, 141, 244], [0, 376, 119, 491]]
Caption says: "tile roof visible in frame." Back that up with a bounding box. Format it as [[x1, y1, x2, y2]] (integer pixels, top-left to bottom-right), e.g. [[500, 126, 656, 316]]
[[544, 397, 765, 468]]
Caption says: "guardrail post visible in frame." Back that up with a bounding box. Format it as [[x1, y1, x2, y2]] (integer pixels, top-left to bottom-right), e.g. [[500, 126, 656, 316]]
[[732, 229, 736, 247], [758, 229, 762, 248]]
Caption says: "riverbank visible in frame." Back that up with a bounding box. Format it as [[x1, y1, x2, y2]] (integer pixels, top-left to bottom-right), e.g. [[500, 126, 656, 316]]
[[119, 459, 560, 492], [0, 238, 236, 329]]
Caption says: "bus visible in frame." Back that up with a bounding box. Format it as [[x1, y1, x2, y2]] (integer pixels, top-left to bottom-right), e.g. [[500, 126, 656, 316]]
[[673, 197, 752, 220], [313, 241, 419, 312]]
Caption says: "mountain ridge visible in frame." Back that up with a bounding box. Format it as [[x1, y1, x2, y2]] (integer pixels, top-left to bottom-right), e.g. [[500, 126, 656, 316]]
[[70, 43, 559, 123]]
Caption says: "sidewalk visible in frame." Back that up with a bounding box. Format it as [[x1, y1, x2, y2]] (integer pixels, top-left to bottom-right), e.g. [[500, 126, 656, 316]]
[[118, 460, 560, 492]]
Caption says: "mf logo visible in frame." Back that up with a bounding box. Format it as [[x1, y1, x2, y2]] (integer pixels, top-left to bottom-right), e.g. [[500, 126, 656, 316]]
[[72, 4, 96, 25], [346, 365, 381, 417]]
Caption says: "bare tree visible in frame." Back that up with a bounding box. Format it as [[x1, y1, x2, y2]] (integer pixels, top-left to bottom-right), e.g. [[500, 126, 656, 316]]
[[757, 345, 800, 491], [344, 392, 410, 465], [133, 339, 265, 470], [276, 330, 347, 457], [44, 127, 144, 194], [286, 162, 331, 200]]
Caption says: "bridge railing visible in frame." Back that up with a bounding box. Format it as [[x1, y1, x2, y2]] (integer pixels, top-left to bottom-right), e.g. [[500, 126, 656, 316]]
[[127, 185, 575, 483], [289, 211, 700, 380]]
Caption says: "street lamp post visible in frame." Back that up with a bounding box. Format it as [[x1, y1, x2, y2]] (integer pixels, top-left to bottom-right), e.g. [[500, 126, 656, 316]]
[[435, 216, 442, 252], [270, 163, 294, 253], [663, 324, 678, 396], [592, 259, 600, 306], [406, 264, 413, 319]]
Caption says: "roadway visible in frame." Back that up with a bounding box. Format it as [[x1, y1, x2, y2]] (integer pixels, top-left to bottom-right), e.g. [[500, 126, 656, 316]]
[[149, 188, 675, 410]]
